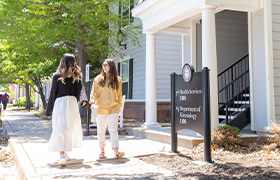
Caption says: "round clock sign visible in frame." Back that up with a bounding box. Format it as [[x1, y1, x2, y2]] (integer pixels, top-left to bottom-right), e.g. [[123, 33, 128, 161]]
[[182, 63, 194, 82]]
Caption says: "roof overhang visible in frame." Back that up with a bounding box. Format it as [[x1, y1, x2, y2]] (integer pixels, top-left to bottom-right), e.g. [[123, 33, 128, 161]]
[[132, 0, 263, 34]]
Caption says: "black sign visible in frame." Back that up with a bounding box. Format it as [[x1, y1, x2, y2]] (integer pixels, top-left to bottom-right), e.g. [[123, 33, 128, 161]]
[[171, 66, 212, 162], [174, 72, 204, 136]]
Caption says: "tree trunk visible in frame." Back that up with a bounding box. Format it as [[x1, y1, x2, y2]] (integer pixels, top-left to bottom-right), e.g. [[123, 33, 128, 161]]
[[76, 40, 87, 88], [32, 77, 47, 110], [25, 83, 30, 111], [76, 40, 88, 124]]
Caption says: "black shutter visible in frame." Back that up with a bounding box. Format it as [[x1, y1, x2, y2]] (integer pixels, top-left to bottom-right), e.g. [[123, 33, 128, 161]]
[[128, 58, 133, 99], [130, 0, 135, 22], [117, 62, 120, 75]]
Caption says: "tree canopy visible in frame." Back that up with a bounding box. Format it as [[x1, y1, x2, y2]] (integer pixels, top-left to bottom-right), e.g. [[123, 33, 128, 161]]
[[0, 0, 141, 109]]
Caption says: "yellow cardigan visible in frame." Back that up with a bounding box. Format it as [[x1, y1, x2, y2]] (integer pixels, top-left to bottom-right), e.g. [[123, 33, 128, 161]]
[[90, 75, 122, 115]]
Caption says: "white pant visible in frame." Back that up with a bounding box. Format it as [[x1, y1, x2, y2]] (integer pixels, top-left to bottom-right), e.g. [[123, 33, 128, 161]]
[[96, 113, 119, 148]]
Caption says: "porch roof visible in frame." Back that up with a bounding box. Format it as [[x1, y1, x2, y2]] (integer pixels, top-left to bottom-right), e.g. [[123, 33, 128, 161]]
[[132, 0, 263, 34]]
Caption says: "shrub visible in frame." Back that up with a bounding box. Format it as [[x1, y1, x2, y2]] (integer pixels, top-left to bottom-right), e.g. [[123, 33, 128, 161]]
[[266, 123, 280, 148], [16, 97, 34, 108], [212, 125, 242, 150]]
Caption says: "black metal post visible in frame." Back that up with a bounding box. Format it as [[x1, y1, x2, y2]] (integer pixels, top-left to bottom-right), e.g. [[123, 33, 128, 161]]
[[171, 72, 178, 153], [226, 86, 229, 125], [85, 63, 91, 136], [202, 67, 212, 163], [86, 81, 90, 136]]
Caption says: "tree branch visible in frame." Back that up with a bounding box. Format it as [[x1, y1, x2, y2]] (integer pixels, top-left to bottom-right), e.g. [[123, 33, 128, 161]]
[[63, 40, 77, 46]]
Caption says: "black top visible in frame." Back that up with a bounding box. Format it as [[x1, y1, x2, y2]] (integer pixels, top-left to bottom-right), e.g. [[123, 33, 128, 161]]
[[46, 73, 87, 116]]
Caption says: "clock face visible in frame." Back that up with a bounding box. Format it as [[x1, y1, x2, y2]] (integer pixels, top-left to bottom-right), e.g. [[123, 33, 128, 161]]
[[182, 64, 193, 82]]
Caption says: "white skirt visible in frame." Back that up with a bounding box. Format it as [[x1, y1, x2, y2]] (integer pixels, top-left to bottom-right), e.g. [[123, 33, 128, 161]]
[[48, 96, 83, 152]]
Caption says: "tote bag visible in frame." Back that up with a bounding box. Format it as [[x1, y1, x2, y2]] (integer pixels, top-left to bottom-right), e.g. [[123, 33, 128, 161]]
[[91, 104, 98, 123]]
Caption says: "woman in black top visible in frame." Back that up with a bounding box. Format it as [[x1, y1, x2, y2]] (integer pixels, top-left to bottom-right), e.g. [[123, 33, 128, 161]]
[[46, 53, 87, 166]]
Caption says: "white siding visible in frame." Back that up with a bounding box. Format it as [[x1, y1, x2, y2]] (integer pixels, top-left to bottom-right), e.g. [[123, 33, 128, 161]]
[[196, 10, 248, 73], [115, 18, 146, 100], [272, 0, 280, 121], [156, 34, 182, 100], [115, 17, 182, 100]]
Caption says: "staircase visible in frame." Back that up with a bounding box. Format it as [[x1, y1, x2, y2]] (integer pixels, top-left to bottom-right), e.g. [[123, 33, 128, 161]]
[[218, 55, 250, 130]]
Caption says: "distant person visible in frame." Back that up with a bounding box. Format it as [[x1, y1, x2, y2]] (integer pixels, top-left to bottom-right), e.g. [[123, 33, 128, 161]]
[[90, 59, 125, 159], [46, 53, 87, 166], [1, 92, 10, 111]]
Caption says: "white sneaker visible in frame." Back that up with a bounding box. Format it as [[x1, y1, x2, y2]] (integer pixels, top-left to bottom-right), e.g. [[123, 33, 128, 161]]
[[59, 154, 66, 165], [64, 153, 70, 161]]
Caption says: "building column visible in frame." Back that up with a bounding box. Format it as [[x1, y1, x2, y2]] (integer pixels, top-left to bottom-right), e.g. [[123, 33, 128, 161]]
[[182, 35, 185, 67], [264, 0, 275, 126], [142, 31, 159, 128], [191, 20, 197, 70], [201, 5, 219, 131]]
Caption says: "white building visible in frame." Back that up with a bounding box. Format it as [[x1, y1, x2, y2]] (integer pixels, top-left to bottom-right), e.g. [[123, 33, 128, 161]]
[[34, 80, 51, 111], [14, 85, 26, 105], [114, 0, 280, 132], [37, 0, 279, 133]]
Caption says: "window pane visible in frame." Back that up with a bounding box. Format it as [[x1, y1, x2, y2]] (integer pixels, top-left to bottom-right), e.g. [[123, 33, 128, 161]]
[[121, 61, 129, 82]]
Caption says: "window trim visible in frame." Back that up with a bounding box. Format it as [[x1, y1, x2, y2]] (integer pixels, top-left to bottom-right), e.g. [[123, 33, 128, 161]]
[[118, 56, 133, 99], [119, 0, 135, 25]]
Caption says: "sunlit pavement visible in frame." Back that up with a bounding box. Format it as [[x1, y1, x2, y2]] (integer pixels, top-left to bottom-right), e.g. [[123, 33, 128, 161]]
[[4, 110, 185, 179]]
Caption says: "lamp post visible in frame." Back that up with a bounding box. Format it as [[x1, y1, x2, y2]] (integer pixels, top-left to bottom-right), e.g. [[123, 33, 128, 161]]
[[85, 63, 91, 136]]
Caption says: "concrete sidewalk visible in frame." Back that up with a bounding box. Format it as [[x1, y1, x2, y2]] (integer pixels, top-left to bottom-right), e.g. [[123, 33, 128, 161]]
[[3, 110, 186, 180]]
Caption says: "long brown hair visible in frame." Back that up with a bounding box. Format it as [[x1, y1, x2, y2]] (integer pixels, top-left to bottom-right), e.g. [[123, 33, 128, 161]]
[[98, 59, 119, 90], [56, 53, 82, 84]]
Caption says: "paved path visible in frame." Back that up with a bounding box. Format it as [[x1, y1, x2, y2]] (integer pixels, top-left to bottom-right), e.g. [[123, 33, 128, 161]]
[[4, 110, 186, 179]]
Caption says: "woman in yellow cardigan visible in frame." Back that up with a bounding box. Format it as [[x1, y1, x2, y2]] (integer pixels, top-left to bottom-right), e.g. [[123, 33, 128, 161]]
[[90, 59, 125, 159]]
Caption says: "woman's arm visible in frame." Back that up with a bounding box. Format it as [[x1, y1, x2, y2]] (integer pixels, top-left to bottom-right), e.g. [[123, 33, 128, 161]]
[[118, 77, 122, 107], [79, 82, 88, 106], [46, 74, 59, 116], [89, 78, 98, 105]]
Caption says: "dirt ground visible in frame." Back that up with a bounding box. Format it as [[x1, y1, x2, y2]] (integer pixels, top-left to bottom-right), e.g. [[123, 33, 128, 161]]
[[140, 137, 280, 180], [0, 137, 14, 167]]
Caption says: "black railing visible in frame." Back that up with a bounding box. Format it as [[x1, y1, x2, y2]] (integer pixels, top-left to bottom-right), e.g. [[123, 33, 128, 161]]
[[218, 55, 250, 124]]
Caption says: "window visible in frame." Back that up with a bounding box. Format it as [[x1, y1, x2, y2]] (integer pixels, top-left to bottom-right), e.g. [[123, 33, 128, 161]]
[[118, 58, 133, 99], [119, 0, 135, 24]]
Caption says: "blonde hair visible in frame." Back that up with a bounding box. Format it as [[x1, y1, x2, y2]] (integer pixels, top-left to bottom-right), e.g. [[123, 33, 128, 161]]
[[56, 53, 82, 84]]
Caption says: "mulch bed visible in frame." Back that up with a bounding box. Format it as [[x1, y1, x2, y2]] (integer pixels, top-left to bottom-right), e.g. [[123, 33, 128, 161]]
[[0, 137, 14, 168], [140, 137, 280, 180]]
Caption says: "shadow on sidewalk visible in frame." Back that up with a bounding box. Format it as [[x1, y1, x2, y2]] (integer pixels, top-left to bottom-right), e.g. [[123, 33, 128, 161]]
[[95, 157, 130, 165], [47, 158, 92, 169]]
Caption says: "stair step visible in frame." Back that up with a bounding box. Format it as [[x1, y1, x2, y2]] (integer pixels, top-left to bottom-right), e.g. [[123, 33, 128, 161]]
[[219, 115, 237, 120], [223, 107, 246, 112], [126, 127, 203, 148], [234, 101, 249, 104], [243, 94, 249, 97]]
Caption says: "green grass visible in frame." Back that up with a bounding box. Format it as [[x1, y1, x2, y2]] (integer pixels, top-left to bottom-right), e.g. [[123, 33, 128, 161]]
[[6, 106, 51, 120], [31, 110, 51, 120], [9, 106, 26, 111]]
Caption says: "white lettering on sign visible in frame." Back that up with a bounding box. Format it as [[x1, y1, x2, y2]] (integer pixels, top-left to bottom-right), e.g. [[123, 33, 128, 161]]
[[180, 106, 201, 113], [180, 96, 186, 101], [180, 112, 197, 120], [180, 118, 187, 124], [175, 88, 202, 96], [176, 105, 201, 123]]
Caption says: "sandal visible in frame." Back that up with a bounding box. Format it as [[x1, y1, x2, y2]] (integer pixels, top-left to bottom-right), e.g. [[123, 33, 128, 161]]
[[114, 152, 125, 159], [98, 152, 106, 159]]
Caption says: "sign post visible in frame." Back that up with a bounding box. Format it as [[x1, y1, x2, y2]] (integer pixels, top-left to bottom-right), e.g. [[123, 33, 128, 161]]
[[85, 63, 91, 136], [171, 64, 212, 162], [202, 67, 211, 162], [171, 72, 178, 152]]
